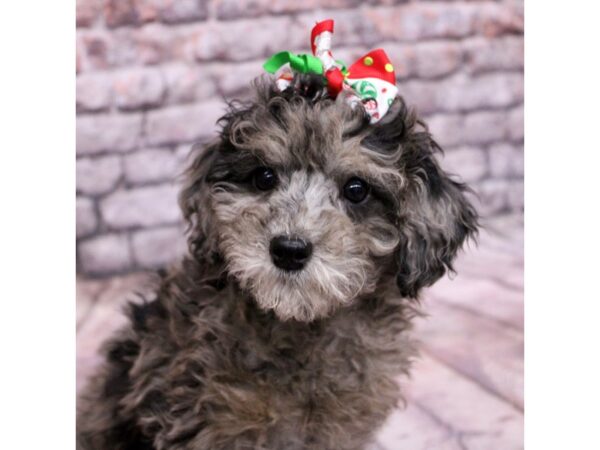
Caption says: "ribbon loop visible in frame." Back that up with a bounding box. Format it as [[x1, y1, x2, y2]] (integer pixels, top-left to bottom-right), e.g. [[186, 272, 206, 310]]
[[263, 51, 324, 76]]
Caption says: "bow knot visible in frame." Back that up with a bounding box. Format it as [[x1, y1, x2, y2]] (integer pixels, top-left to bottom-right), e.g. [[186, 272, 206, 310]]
[[263, 19, 398, 123]]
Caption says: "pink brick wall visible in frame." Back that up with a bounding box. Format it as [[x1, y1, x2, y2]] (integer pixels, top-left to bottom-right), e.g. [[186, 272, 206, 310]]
[[76, 0, 524, 276]]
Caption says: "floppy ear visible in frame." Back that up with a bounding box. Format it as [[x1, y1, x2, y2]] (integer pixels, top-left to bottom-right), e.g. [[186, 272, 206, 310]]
[[394, 131, 479, 298], [362, 98, 478, 298], [178, 140, 221, 263]]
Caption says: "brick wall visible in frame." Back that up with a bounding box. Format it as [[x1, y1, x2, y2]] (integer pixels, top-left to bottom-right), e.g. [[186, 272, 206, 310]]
[[76, 0, 524, 276]]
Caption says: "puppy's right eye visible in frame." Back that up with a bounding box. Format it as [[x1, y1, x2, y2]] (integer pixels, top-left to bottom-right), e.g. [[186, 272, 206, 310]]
[[252, 167, 277, 191], [343, 177, 370, 203]]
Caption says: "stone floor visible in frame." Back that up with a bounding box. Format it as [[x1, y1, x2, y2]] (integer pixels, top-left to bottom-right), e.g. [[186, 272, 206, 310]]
[[77, 214, 524, 450]]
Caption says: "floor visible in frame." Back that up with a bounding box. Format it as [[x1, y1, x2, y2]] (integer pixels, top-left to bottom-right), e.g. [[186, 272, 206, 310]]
[[77, 215, 524, 450]]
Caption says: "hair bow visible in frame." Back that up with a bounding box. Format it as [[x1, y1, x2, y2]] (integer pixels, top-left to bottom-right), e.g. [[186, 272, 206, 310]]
[[263, 19, 398, 123]]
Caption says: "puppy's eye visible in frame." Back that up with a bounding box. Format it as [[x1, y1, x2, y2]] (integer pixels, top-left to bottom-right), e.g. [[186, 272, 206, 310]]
[[343, 177, 370, 203], [252, 167, 277, 191]]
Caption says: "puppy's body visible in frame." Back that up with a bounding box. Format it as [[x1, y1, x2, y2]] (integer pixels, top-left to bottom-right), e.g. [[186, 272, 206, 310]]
[[77, 259, 415, 450], [77, 75, 477, 449]]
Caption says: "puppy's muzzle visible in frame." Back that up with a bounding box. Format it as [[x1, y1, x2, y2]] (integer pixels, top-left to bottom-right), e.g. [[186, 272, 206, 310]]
[[269, 236, 313, 271]]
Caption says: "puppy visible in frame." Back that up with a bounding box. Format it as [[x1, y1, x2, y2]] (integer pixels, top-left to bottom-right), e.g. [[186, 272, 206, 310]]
[[77, 74, 478, 450]]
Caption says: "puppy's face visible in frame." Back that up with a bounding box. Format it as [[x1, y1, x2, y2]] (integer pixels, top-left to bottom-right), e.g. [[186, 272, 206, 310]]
[[180, 76, 478, 322]]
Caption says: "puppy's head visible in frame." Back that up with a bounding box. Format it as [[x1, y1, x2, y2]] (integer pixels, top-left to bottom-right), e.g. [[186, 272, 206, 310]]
[[180, 74, 478, 322]]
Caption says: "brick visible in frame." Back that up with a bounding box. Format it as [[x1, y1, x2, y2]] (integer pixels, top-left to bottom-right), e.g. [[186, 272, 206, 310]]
[[195, 17, 295, 62], [507, 105, 524, 142], [442, 72, 523, 113], [111, 24, 175, 67], [77, 30, 113, 71], [124, 148, 180, 184], [175, 143, 195, 170], [463, 110, 507, 145], [155, 0, 208, 24], [412, 41, 462, 79], [163, 63, 217, 104], [212, 61, 264, 97], [104, 0, 139, 28], [100, 184, 181, 228], [472, 2, 524, 38], [76, 45, 82, 74], [404, 72, 523, 115], [363, 3, 476, 42], [507, 179, 524, 213], [216, 0, 361, 20], [439, 147, 487, 183], [384, 45, 419, 80], [425, 113, 465, 148], [77, 197, 98, 238], [105, 0, 208, 27], [113, 67, 165, 111], [131, 226, 186, 268], [77, 155, 123, 195], [128, 0, 159, 24], [475, 179, 510, 217], [85, 24, 184, 69], [78, 233, 132, 274], [387, 41, 461, 80], [401, 80, 438, 116], [145, 101, 224, 146], [77, 113, 143, 155], [488, 143, 524, 178], [170, 27, 201, 63], [76, 73, 114, 113], [504, 0, 524, 9], [76, 0, 102, 27], [464, 36, 524, 74]]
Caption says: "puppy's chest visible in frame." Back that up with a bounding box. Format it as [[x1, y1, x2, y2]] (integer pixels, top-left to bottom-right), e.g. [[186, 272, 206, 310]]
[[221, 318, 390, 399]]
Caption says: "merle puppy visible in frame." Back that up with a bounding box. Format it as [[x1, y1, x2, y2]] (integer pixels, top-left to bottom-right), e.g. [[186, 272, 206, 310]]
[[77, 74, 478, 450]]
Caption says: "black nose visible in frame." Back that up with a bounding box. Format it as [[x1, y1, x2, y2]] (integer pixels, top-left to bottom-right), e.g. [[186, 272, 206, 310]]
[[269, 236, 313, 271]]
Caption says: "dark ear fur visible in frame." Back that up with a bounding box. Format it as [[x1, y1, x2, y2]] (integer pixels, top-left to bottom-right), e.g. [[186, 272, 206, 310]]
[[395, 172, 478, 298], [367, 100, 479, 298], [178, 101, 257, 265], [178, 140, 221, 263]]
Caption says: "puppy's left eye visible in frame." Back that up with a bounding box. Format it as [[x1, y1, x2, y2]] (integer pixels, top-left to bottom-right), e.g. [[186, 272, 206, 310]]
[[252, 167, 277, 191], [343, 177, 370, 203]]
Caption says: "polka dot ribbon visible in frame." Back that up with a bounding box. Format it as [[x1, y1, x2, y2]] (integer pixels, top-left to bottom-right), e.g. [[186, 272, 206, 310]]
[[263, 19, 398, 123]]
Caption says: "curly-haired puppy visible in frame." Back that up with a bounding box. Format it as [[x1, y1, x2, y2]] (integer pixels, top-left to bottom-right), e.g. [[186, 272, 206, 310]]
[[77, 74, 478, 450]]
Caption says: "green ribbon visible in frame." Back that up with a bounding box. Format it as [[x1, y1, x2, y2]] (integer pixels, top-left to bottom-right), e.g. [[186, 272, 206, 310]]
[[263, 51, 323, 75], [263, 51, 348, 77]]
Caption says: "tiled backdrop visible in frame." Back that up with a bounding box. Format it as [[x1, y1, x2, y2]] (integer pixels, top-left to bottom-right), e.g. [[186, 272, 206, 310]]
[[76, 0, 524, 276]]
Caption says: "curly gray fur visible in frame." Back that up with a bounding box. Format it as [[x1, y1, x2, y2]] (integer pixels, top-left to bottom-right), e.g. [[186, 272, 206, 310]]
[[77, 74, 478, 450]]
